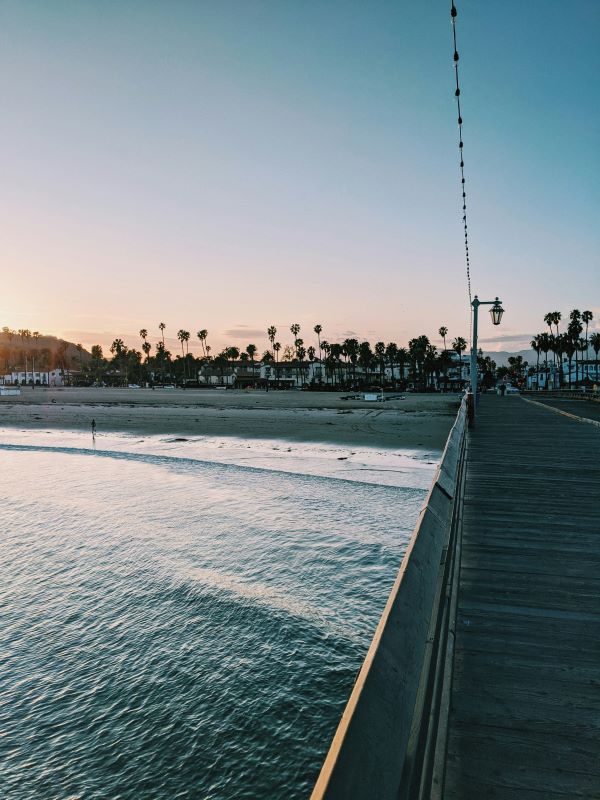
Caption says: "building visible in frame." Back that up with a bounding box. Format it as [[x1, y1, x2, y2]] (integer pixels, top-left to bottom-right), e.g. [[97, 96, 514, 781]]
[[526, 358, 600, 390], [1, 368, 66, 386]]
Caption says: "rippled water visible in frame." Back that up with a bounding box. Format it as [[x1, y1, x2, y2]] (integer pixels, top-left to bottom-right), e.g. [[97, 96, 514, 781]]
[[0, 430, 437, 799]]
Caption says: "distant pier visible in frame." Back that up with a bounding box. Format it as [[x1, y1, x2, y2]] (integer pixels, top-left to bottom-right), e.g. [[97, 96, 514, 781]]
[[312, 394, 600, 799]]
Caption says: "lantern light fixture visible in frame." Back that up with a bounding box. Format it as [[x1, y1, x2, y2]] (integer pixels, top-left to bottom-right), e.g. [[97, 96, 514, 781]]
[[489, 298, 505, 326]]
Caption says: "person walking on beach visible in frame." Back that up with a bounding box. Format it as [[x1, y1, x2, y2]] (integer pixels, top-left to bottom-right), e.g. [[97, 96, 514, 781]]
[[91, 418, 96, 436]]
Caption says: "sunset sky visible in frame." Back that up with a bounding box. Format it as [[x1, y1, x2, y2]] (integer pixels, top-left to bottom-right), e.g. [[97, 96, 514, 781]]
[[1, 1, 598, 356]]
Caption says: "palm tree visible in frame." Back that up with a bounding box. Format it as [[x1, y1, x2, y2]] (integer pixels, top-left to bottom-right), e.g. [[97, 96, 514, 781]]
[[544, 311, 561, 373], [562, 334, 576, 389], [396, 347, 408, 388], [159, 322, 166, 346], [213, 353, 228, 385], [226, 346, 240, 382], [139, 329, 148, 346], [177, 329, 188, 357], [452, 337, 468, 387], [590, 332, 600, 385], [374, 342, 386, 386], [319, 341, 331, 385], [110, 338, 125, 356], [538, 332, 551, 387], [358, 341, 373, 385], [290, 323, 300, 342], [577, 337, 588, 385], [344, 338, 360, 387], [267, 326, 277, 357], [292, 337, 304, 385], [142, 341, 151, 363], [91, 344, 104, 383], [408, 336, 430, 390], [531, 337, 541, 389], [439, 326, 448, 352], [177, 330, 190, 379], [544, 312, 556, 336], [155, 340, 168, 382], [313, 324, 323, 364], [424, 344, 438, 389], [272, 341, 281, 387], [568, 311, 583, 387], [246, 344, 257, 381], [296, 345, 307, 386], [329, 343, 343, 387], [110, 338, 127, 385], [438, 349, 454, 391], [197, 329, 208, 358], [582, 311, 593, 383], [550, 332, 565, 388], [385, 342, 398, 384]]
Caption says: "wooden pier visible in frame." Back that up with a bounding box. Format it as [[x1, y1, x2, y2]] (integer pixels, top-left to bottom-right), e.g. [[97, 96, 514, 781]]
[[312, 393, 600, 799], [443, 395, 600, 798]]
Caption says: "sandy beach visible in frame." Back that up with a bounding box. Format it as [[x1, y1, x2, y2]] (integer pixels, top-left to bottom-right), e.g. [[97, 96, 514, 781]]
[[0, 387, 459, 450]]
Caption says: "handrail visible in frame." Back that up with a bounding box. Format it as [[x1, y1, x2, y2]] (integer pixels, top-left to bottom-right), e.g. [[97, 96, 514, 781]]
[[522, 389, 600, 403], [310, 397, 467, 800]]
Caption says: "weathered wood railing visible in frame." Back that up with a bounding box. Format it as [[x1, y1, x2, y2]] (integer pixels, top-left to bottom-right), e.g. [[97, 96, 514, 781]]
[[311, 397, 467, 800]]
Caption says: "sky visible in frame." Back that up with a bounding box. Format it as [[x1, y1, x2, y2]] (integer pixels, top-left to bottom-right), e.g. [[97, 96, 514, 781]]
[[1, 0, 598, 357]]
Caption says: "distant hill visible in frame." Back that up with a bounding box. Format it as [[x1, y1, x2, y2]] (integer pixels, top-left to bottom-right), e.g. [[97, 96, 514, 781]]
[[481, 349, 537, 367], [0, 328, 91, 369]]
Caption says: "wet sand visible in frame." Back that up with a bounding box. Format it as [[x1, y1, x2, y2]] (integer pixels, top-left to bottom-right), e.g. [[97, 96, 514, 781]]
[[0, 387, 460, 450]]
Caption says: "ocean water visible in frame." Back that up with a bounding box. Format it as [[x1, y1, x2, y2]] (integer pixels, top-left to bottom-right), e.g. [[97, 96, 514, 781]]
[[0, 429, 437, 800]]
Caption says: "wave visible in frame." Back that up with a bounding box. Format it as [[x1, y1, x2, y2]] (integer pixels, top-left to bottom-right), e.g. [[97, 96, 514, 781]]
[[161, 564, 364, 648], [0, 441, 426, 493]]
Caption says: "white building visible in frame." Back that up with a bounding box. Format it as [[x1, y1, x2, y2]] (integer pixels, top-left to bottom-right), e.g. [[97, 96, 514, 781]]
[[1, 369, 66, 387], [526, 358, 600, 390]]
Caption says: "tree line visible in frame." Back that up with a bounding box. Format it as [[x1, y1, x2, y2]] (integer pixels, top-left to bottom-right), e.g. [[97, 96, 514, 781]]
[[83, 323, 478, 390]]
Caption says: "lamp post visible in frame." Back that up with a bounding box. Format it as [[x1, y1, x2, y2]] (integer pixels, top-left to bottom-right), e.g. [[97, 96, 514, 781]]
[[470, 296, 504, 402]]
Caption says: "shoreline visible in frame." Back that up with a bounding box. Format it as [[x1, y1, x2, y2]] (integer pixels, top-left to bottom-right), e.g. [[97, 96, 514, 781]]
[[0, 388, 460, 451]]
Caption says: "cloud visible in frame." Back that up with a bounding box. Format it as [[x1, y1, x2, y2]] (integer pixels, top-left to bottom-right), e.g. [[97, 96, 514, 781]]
[[479, 333, 535, 344], [221, 327, 266, 340]]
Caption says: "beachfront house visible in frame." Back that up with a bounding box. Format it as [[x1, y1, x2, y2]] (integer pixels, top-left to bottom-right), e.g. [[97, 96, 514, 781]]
[[434, 351, 470, 392], [526, 357, 600, 390], [1, 368, 66, 387], [197, 360, 262, 388]]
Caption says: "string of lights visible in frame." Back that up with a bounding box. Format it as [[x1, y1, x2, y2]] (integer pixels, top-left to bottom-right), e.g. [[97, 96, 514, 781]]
[[450, 1, 472, 313]]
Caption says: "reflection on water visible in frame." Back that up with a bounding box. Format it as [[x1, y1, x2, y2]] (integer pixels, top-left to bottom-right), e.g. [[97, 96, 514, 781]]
[[0, 432, 436, 799]]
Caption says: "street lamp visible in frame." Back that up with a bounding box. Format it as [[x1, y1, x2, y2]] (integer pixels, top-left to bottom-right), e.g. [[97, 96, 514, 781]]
[[470, 295, 504, 402]]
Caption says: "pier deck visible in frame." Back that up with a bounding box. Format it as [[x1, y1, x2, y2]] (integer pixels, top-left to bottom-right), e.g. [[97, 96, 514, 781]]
[[444, 395, 600, 798]]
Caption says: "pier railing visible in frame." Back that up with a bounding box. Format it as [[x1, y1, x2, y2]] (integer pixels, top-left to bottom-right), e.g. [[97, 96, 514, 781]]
[[522, 389, 600, 403], [311, 397, 467, 800]]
